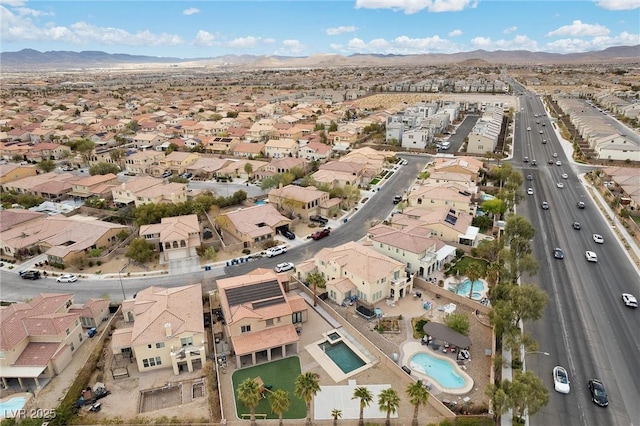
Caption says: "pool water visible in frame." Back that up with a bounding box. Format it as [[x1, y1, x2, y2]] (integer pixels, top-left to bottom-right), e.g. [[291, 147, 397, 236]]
[[450, 279, 485, 300], [0, 396, 27, 419], [409, 352, 466, 389], [320, 341, 365, 374]]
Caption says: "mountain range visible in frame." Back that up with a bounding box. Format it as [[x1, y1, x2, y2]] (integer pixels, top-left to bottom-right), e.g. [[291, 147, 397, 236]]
[[1, 46, 639, 72]]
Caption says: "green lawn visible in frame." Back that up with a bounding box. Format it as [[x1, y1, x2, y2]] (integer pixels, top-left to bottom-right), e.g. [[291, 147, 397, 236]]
[[446, 256, 488, 277], [232, 356, 306, 420], [370, 178, 380, 185]]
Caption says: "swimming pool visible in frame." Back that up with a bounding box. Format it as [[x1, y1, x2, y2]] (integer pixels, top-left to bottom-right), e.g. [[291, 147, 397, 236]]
[[450, 279, 485, 300], [320, 341, 366, 374], [409, 352, 467, 390], [0, 396, 27, 419]]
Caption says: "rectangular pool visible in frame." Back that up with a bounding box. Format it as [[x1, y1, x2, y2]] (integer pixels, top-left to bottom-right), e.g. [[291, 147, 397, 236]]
[[320, 341, 366, 374]]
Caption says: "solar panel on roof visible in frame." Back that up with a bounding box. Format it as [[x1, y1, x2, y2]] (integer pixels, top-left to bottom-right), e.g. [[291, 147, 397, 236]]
[[445, 214, 457, 225], [225, 279, 283, 307]]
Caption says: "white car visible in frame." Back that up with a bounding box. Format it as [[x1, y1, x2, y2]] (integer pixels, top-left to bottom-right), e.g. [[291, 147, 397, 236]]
[[622, 293, 638, 308], [556, 182, 564, 188], [556, 160, 562, 166], [553, 152, 558, 158], [265, 245, 287, 257], [561, 173, 569, 179], [527, 188, 534, 195], [585, 251, 598, 263], [527, 127, 531, 131], [593, 234, 604, 244], [274, 262, 294, 273], [553, 366, 571, 394], [56, 274, 78, 283]]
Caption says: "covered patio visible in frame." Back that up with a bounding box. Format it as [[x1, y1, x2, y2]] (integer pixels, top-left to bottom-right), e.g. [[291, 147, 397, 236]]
[[422, 322, 472, 350]]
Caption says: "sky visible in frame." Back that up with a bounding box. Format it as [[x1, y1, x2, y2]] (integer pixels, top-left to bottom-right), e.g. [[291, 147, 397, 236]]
[[1, 0, 639, 58]]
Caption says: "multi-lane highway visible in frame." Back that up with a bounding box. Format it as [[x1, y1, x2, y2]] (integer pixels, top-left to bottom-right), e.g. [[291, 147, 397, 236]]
[[512, 88, 640, 426]]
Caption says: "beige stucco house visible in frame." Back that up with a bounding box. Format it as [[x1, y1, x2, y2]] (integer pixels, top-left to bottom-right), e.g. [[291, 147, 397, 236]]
[[407, 182, 476, 215], [139, 214, 201, 264], [0, 164, 38, 185], [306, 241, 411, 304], [391, 206, 480, 246], [217, 204, 291, 249], [110, 284, 206, 375], [268, 185, 330, 219], [216, 269, 308, 368]]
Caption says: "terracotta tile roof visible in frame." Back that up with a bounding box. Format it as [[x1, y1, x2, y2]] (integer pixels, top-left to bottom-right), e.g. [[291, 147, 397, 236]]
[[316, 241, 404, 284], [124, 284, 204, 347], [231, 324, 298, 356], [368, 224, 438, 254], [0, 209, 46, 232], [22, 313, 77, 336], [269, 185, 326, 203], [0, 293, 74, 351], [223, 204, 290, 238], [140, 214, 199, 243], [14, 342, 60, 366]]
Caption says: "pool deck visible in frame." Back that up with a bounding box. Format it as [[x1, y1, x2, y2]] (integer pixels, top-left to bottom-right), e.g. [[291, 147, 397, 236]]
[[305, 330, 375, 383], [401, 342, 474, 395]]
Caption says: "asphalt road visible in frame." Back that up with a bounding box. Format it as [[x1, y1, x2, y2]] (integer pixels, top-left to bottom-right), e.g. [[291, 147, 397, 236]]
[[0, 154, 430, 299], [513, 89, 640, 426]]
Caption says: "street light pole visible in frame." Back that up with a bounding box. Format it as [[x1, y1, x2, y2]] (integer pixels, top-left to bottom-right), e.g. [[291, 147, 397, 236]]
[[118, 265, 127, 301]]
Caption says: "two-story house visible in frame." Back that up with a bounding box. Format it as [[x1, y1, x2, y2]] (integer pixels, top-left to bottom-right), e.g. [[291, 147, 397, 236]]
[[0, 164, 38, 185], [67, 173, 119, 201], [216, 269, 307, 368], [308, 241, 411, 304], [391, 206, 480, 246], [124, 150, 165, 176], [299, 141, 332, 162], [268, 185, 330, 220], [25, 143, 72, 161], [111, 284, 206, 375], [154, 151, 200, 177], [407, 182, 476, 215], [1, 293, 97, 390], [139, 214, 201, 264], [216, 204, 291, 249], [264, 138, 298, 159]]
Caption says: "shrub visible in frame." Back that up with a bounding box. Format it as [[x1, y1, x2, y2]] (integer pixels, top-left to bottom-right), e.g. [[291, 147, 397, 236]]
[[96, 260, 102, 266], [242, 248, 250, 255], [88, 261, 94, 267]]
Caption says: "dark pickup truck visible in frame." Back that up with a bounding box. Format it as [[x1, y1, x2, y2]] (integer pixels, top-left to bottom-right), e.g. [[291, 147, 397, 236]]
[[309, 215, 329, 225], [19, 270, 41, 280]]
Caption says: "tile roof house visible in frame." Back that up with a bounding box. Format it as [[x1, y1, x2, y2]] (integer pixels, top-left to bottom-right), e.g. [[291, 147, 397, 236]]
[[407, 182, 477, 215], [139, 214, 201, 264], [264, 138, 298, 159], [154, 151, 200, 177], [0, 209, 47, 232], [299, 141, 333, 161], [185, 157, 231, 179], [216, 269, 307, 368], [0, 164, 38, 185], [232, 142, 265, 158], [217, 204, 291, 249], [25, 143, 72, 161], [0, 293, 95, 390], [67, 173, 119, 200], [391, 205, 480, 246], [309, 241, 411, 304], [0, 214, 129, 264], [268, 184, 330, 220], [1, 171, 78, 201], [366, 224, 454, 277], [203, 136, 240, 154], [124, 150, 165, 175], [315, 160, 366, 187], [257, 157, 307, 179], [111, 176, 188, 207], [110, 284, 206, 375]]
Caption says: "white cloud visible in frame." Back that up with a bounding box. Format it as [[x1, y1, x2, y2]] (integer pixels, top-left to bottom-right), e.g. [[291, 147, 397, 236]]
[[0, 0, 27, 6], [326, 26, 357, 36], [354, 0, 477, 14], [546, 20, 610, 37], [193, 30, 217, 47], [545, 31, 640, 53], [70, 22, 183, 46], [227, 36, 274, 49], [275, 39, 306, 55], [182, 7, 200, 16], [595, 0, 639, 10], [448, 29, 462, 37], [503, 26, 517, 34], [470, 35, 539, 51], [336, 35, 460, 54]]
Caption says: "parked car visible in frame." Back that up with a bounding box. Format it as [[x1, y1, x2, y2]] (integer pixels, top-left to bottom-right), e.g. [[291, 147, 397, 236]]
[[161, 171, 172, 178], [311, 228, 331, 240], [19, 270, 41, 280], [274, 262, 294, 273], [281, 229, 296, 240], [553, 366, 571, 394], [621, 293, 638, 308], [393, 195, 402, 204], [56, 274, 78, 283], [588, 379, 609, 407], [265, 245, 287, 257], [309, 215, 328, 225]]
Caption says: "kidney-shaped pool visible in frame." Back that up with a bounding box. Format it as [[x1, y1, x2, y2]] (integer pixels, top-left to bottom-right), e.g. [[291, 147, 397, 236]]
[[409, 351, 474, 394]]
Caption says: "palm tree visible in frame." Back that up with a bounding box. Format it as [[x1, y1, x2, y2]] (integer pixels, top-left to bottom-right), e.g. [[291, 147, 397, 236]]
[[294, 372, 320, 426], [406, 380, 430, 426], [465, 262, 484, 299], [378, 387, 400, 426], [269, 389, 291, 426], [237, 377, 262, 426], [331, 408, 342, 426], [352, 386, 373, 426], [307, 272, 326, 307]]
